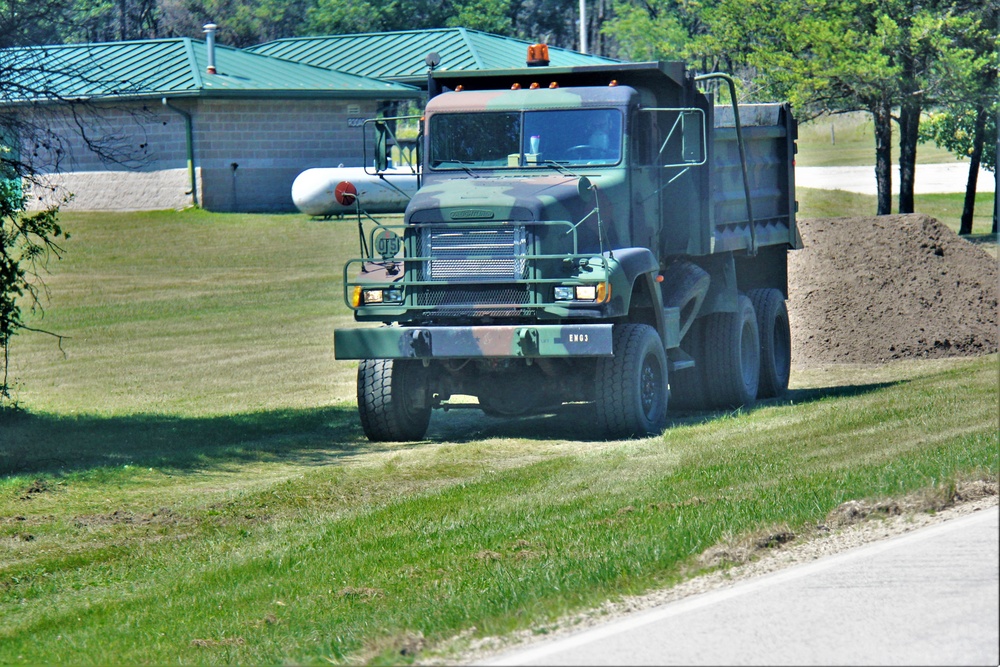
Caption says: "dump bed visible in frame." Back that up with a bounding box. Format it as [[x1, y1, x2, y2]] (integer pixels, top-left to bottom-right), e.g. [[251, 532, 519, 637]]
[[710, 103, 799, 253]]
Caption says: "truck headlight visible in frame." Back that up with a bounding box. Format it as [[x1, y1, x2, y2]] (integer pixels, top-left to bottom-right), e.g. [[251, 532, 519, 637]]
[[361, 288, 404, 305], [554, 286, 575, 301], [554, 284, 609, 302]]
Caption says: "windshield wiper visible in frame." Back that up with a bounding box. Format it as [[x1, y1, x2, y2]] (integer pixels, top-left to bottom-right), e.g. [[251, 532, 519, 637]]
[[542, 160, 580, 177]]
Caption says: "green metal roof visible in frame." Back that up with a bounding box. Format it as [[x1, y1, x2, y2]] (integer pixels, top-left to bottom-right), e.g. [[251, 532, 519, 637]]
[[1, 38, 420, 103], [248, 28, 619, 86]]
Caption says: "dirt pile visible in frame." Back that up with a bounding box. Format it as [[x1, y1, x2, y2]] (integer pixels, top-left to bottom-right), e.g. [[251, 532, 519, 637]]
[[788, 214, 998, 365]]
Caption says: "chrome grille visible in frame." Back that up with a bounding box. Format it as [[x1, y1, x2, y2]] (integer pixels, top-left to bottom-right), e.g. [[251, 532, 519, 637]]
[[420, 226, 527, 281]]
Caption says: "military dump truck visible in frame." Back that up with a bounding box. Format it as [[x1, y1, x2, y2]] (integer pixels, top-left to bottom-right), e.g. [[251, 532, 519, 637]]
[[334, 54, 800, 441]]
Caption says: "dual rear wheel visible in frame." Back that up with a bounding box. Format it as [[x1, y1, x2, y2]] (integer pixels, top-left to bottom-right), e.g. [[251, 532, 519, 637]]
[[670, 289, 790, 410]]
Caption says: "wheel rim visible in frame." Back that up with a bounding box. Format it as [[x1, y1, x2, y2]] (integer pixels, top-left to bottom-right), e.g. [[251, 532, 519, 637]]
[[640, 353, 663, 420], [395, 362, 428, 425]]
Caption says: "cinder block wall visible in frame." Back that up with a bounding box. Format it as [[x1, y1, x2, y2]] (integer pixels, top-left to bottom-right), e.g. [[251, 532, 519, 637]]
[[24, 101, 193, 210], [194, 98, 377, 212], [24, 97, 379, 212]]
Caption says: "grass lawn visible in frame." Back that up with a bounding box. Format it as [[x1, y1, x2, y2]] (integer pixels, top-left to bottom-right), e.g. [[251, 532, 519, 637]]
[[798, 188, 997, 240], [796, 111, 965, 167], [1, 208, 997, 664]]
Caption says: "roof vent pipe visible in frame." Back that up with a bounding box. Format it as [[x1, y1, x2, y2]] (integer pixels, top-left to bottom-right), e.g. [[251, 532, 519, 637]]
[[204, 23, 218, 74]]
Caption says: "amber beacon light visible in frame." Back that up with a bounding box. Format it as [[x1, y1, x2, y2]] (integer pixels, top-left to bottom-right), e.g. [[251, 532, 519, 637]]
[[526, 43, 550, 67]]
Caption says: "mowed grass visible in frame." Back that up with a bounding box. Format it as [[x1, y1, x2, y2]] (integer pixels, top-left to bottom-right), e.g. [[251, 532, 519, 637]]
[[1, 208, 997, 664]]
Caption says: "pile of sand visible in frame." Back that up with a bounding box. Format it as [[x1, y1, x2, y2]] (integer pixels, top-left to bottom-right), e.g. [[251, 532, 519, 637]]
[[787, 214, 998, 365]]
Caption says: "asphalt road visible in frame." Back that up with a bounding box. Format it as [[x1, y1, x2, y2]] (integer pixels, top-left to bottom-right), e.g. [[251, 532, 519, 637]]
[[485, 506, 999, 666]]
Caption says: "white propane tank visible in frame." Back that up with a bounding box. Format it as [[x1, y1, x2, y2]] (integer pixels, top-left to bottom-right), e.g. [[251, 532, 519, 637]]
[[291, 167, 418, 216]]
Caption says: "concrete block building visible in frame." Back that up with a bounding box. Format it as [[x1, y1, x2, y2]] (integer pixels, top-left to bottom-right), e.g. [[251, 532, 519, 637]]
[[5, 37, 420, 212]]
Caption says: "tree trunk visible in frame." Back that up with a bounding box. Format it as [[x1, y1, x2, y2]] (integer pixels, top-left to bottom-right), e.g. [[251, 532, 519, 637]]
[[960, 106, 987, 235], [873, 101, 893, 215], [898, 99, 921, 214]]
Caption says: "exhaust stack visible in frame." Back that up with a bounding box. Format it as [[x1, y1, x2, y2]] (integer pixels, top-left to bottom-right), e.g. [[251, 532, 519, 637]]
[[204, 24, 218, 74]]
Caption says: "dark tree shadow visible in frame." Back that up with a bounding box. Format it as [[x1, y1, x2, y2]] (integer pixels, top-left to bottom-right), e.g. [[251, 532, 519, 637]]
[[0, 405, 373, 477], [1, 380, 904, 477]]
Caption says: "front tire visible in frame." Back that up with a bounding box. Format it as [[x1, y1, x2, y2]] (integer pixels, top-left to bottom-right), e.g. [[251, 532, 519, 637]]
[[596, 324, 668, 438], [357, 359, 431, 442]]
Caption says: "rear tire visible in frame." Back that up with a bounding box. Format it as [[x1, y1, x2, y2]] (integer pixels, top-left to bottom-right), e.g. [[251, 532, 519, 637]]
[[357, 359, 431, 442], [701, 294, 760, 409], [596, 324, 668, 438], [749, 288, 791, 398]]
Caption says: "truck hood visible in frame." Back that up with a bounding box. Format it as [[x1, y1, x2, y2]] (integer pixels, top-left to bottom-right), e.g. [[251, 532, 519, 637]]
[[406, 172, 625, 225]]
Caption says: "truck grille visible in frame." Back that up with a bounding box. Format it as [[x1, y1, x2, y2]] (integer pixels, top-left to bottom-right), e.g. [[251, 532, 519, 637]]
[[417, 286, 530, 307], [420, 226, 527, 281]]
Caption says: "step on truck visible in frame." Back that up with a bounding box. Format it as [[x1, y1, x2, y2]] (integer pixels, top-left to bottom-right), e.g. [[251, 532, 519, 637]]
[[334, 53, 800, 441]]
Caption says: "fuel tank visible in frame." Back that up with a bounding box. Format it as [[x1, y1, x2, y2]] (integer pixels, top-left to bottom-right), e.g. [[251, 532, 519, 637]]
[[291, 167, 418, 216]]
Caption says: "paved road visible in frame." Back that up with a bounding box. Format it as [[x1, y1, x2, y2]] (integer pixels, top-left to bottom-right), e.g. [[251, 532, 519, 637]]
[[485, 506, 999, 666], [796, 163, 996, 195]]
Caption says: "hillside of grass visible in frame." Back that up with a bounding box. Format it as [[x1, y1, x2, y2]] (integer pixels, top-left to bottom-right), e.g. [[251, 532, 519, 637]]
[[1, 209, 996, 664]]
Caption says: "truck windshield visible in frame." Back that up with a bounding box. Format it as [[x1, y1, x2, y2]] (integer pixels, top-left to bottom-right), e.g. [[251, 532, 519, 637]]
[[429, 108, 622, 169]]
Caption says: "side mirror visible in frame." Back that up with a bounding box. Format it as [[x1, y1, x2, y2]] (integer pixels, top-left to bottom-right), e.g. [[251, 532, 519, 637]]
[[374, 120, 389, 172], [681, 111, 704, 164]]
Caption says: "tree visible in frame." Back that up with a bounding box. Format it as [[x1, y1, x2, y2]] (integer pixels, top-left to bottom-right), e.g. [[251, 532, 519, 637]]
[[182, 0, 312, 47], [0, 181, 68, 405], [921, 108, 998, 234], [601, 0, 690, 61], [917, 2, 997, 234], [892, 2, 992, 215], [699, 0, 988, 217], [65, 0, 161, 42], [447, 0, 514, 35]]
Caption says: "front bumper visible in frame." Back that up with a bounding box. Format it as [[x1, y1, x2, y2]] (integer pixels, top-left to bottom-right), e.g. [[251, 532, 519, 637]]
[[334, 324, 614, 360]]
